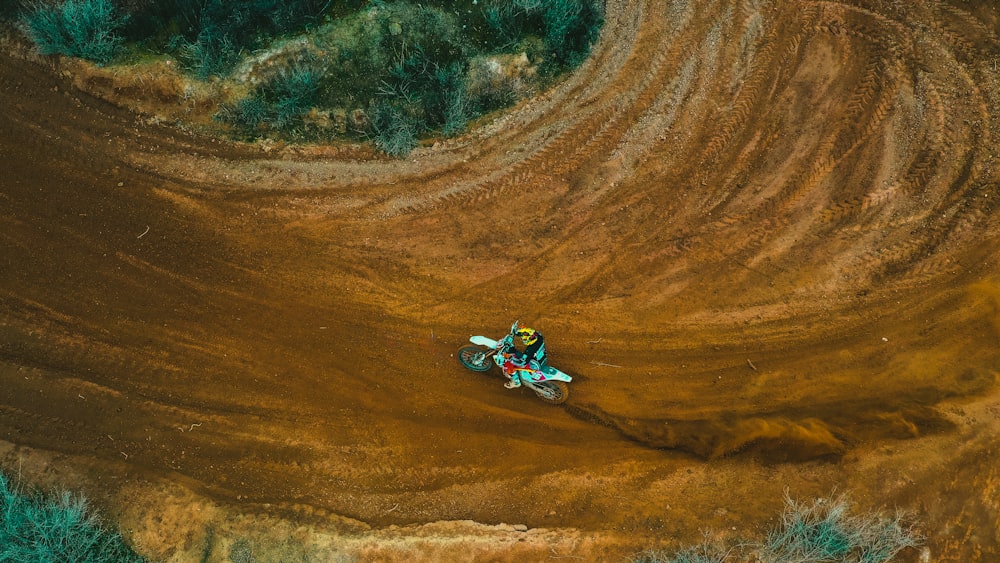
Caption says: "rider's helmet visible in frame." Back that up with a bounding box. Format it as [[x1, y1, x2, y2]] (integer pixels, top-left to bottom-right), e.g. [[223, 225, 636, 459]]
[[515, 325, 539, 346]]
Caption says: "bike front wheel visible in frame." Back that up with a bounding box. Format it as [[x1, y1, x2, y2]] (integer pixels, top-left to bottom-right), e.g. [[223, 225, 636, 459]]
[[458, 346, 493, 372]]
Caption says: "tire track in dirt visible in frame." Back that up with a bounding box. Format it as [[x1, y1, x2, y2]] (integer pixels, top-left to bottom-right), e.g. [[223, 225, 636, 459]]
[[423, 0, 1000, 463]]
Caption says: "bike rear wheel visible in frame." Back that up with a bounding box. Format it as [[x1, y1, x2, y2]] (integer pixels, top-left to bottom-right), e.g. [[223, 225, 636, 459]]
[[533, 381, 569, 405], [458, 346, 492, 372]]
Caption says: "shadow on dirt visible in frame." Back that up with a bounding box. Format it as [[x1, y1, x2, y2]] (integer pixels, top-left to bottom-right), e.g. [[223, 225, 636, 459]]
[[563, 396, 975, 463]]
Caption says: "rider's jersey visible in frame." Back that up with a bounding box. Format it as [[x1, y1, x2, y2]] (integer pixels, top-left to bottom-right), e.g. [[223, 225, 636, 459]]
[[514, 333, 546, 366], [525, 335, 546, 364]]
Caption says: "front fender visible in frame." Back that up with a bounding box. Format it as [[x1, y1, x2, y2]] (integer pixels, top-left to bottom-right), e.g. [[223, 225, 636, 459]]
[[470, 335, 499, 348]]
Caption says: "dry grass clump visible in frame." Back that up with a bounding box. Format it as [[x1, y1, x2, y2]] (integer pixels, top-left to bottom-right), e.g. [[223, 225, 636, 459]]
[[634, 493, 922, 563], [19, 0, 127, 64], [0, 472, 144, 562]]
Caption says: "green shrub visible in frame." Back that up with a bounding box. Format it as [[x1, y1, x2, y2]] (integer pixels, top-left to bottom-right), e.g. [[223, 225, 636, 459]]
[[762, 494, 922, 563], [764, 496, 855, 560], [543, 0, 603, 68], [477, 0, 603, 69], [266, 62, 323, 128], [144, 0, 334, 78], [369, 100, 419, 156], [441, 79, 470, 136], [0, 472, 144, 562], [420, 60, 466, 131], [20, 0, 127, 64], [540, 0, 582, 56], [369, 4, 472, 97], [313, 2, 476, 152], [175, 19, 239, 79], [633, 493, 921, 563], [217, 60, 323, 134], [481, 1, 526, 48], [217, 95, 270, 132]]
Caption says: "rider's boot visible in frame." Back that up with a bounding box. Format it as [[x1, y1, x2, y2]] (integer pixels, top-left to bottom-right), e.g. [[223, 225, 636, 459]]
[[504, 375, 521, 389]]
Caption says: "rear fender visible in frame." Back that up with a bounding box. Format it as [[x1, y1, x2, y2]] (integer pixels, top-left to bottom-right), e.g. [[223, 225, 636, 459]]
[[534, 366, 572, 382]]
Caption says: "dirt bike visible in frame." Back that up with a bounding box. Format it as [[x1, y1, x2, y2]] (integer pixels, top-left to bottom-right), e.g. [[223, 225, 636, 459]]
[[457, 323, 573, 405]]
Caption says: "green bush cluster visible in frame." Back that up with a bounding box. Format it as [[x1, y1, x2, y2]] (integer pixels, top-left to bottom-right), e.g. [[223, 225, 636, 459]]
[[636, 494, 922, 563], [16, 0, 604, 155], [368, 99, 419, 156], [761, 495, 922, 563], [19, 0, 128, 64], [218, 2, 478, 143], [479, 0, 604, 69], [217, 1, 575, 147], [217, 59, 324, 134], [0, 472, 144, 562], [126, 0, 344, 78]]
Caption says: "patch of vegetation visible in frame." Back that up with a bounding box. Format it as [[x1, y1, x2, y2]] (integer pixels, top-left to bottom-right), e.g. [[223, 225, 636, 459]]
[[216, 58, 324, 137], [0, 472, 144, 562], [634, 493, 922, 563], [125, 0, 340, 78], [216, 2, 486, 142], [478, 0, 604, 70], [15, 0, 604, 155], [634, 535, 732, 563], [229, 537, 256, 563], [440, 66, 471, 136], [761, 494, 922, 563], [217, 95, 270, 133], [368, 99, 419, 156], [19, 0, 128, 64]]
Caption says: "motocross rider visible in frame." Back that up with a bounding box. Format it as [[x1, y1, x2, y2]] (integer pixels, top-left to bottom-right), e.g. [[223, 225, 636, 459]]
[[503, 322, 547, 389]]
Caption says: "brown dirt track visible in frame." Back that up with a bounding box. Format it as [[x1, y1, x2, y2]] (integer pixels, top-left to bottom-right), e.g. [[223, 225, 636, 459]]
[[2, 0, 1000, 560]]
